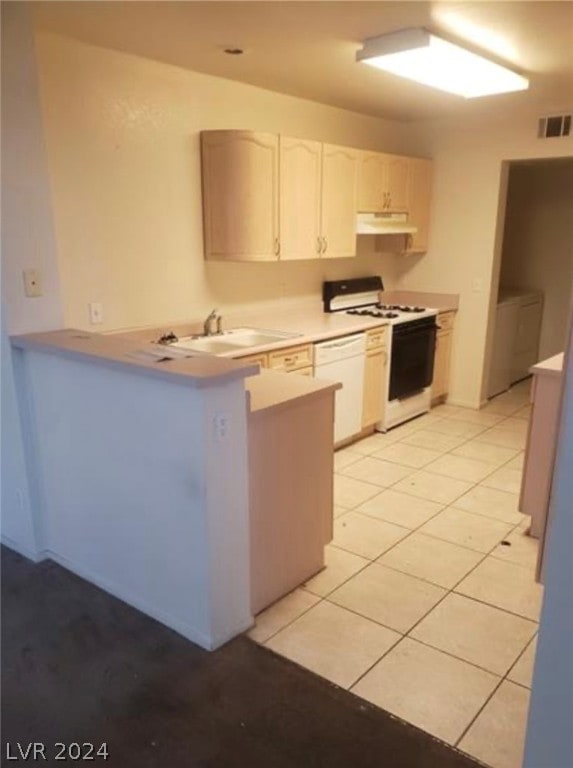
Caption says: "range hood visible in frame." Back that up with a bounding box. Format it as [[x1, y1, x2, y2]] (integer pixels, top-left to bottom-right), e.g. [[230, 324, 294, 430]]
[[356, 212, 417, 235]]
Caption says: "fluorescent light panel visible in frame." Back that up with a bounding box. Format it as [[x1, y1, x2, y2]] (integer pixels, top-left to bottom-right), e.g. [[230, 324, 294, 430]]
[[357, 28, 528, 98]]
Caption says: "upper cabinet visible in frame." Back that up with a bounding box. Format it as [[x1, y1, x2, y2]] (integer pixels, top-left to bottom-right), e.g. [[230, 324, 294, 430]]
[[357, 152, 409, 213], [202, 131, 358, 261], [201, 131, 279, 261], [201, 130, 432, 261], [320, 144, 359, 258], [406, 158, 433, 253], [279, 137, 322, 260]]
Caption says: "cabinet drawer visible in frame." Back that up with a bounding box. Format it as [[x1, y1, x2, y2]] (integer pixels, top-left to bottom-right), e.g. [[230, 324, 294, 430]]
[[366, 326, 389, 350], [268, 344, 313, 372], [237, 352, 269, 368], [437, 311, 455, 331]]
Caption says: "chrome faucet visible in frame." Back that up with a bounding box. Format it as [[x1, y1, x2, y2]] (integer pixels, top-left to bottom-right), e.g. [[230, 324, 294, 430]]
[[203, 308, 222, 336]]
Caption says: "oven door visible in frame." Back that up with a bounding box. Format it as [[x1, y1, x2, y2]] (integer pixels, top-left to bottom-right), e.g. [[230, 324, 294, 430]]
[[389, 319, 437, 401]]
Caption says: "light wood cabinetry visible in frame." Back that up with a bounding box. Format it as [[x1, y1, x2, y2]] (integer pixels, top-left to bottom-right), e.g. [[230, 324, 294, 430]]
[[320, 144, 359, 258], [201, 130, 433, 261], [268, 343, 313, 372], [201, 131, 358, 261], [237, 343, 314, 374], [362, 326, 389, 427], [279, 137, 322, 260], [201, 131, 279, 261], [432, 311, 455, 403], [406, 158, 433, 253], [237, 352, 269, 369], [357, 152, 409, 213]]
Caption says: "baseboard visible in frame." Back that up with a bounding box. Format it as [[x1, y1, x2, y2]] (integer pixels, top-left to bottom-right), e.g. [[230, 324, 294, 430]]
[[46, 550, 252, 651], [1, 535, 46, 563], [443, 397, 483, 410]]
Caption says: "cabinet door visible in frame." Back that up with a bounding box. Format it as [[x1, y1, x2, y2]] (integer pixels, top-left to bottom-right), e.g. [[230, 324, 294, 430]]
[[320, 144, 359, 259], [406, 158, 433, 253], [362, 348, 387, 427], [357, 151, 385, 212], [384, 155, 410, 212], [432, 330, 452, 400], [201, 131, 279, 261], [279, 137, 322, 260]]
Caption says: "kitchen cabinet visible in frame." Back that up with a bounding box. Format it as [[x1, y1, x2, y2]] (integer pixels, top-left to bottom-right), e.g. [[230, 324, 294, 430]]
[[405, 158, 433, 253], [362, 327, 388, 428], [279, 137, 322, 259], [201, 131, 358, 261], [247, 370, 338, 613], [201, 130, 279, 261], [362, 326, 389, 427], [280, 139, 358, 259], [357, 151, 409, 213], [320, 143, 359, 258], [268, 343, 314, 372], [237, 352, 269, 369], [432, 311, 455, 403], [237, 343, 314, 374]]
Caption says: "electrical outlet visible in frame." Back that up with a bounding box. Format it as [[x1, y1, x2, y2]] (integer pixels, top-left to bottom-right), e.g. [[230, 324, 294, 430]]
[[23, 269, 42, 297], [472, 278, 484, 293], [89, 302, 104, 324], [213, 413, 230, 441]]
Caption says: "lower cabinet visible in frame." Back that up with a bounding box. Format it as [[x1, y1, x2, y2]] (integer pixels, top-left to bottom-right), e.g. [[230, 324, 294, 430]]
[[237, 343, 314, 375], [246, 373, 336, 614], [432, 311, 455, 403], [362, 327, 389, 428]]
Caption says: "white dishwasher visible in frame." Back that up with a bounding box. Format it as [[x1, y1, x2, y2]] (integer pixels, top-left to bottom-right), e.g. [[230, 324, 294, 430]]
[[314, 333, 366, 443]]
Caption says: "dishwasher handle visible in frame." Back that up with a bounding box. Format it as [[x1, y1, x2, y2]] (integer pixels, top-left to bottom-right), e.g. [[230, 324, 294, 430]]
[[314, 333, 366, 364]]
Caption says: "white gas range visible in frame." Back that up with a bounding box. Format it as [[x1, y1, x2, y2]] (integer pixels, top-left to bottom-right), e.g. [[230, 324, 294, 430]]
[[323, 276, 438, 431]]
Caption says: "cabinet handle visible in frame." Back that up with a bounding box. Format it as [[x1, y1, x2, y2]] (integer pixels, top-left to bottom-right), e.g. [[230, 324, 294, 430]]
[[316, 236, 322, 254], [274, 238, 280, 256], [323, 237, 328, 254]]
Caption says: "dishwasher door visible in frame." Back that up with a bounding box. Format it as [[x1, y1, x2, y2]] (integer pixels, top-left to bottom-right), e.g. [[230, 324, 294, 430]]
[[314, 334, 366, 443]]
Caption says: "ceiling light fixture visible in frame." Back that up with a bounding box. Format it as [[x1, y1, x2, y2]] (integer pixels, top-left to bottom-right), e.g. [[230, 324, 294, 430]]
[[356, 28, 529, 98]]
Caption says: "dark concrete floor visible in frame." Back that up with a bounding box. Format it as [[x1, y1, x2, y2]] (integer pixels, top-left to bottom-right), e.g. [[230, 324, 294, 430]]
[[2, 546, 483, 767]]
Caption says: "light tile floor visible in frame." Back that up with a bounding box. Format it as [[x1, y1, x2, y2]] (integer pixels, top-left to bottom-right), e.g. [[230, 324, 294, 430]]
[[248, 379, 542, 768]]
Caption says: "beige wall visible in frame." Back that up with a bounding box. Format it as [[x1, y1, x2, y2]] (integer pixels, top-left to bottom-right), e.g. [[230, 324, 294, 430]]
[[1, 8, 64, 335], [397, 113, 573, 407], [500, 160, 573, 360], [34, 32, 420, 333]]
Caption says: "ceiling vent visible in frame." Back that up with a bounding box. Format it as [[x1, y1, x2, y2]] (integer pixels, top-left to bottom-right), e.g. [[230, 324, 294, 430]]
[[538, 114, 571, 139]]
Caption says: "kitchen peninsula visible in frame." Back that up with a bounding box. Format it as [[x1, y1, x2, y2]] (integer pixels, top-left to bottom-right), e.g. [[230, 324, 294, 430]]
[[10, 328, 340, 650]]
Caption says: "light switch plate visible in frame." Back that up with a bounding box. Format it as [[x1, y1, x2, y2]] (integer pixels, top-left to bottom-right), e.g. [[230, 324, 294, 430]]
[[23, 269, 42, 297], [89, 302, 104, 324]]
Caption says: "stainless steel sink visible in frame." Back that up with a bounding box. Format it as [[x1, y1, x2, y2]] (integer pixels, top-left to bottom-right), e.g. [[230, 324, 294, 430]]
[[168, 327, 301, 355]]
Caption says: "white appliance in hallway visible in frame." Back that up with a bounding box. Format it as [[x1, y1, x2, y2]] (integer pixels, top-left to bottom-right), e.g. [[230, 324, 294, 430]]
[[322, 276, 438, 431], [314, 333, 366, 443]]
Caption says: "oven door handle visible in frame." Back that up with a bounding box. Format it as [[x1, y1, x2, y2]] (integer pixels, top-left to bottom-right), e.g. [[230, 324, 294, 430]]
[[393, 324, 437, 338]]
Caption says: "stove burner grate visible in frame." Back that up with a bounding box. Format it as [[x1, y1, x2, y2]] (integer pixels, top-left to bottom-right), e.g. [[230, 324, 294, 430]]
[[347, 309, 399, 319], [376, 304, 426, 313]]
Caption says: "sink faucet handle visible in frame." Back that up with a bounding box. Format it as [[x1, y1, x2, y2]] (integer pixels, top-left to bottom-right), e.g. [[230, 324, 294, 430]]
[[216, 315, 223, 334]]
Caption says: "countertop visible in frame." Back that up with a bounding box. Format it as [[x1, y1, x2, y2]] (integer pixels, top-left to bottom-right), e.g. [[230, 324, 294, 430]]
[[531, 353, 563, 378], [10, 329, 259, 387], [113, 293, 459, 357], [246, 369, 341, 415]]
